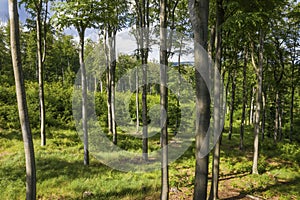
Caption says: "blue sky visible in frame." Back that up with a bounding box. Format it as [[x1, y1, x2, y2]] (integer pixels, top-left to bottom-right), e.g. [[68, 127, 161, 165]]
[[0, 0, 27, 22]]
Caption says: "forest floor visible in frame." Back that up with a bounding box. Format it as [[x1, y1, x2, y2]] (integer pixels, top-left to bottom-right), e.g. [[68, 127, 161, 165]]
[[0, 125, 299, 200]]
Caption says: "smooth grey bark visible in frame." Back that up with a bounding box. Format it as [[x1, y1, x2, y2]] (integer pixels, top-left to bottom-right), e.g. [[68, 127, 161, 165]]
[[189, 0, 210, 199], [249, 87, 255, 125], [9, 0, 36, 198], [240, 48, 248, 150], [104, 30, 112, 135], [136, 68, 139, 132], [142, 0, 149, 161], [78, 27, 89, 165], [290, 72, 295, 142], [160, 0, 169, 199], [209, 0, 224, 199], [289, 32, 296, 142], [228, 68, 236, 140], [252, 29, 264, 175], [135, 0, 149, 160], [176, 37, 183, 130], [274, 91, 283, 142], [261, 88, 267, 141], [273, 38, 284, 142], [108, 30, 117, 145], [36, 0, 46, 146]]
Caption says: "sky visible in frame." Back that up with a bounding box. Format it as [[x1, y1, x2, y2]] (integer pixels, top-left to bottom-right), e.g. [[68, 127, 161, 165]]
[[0, 0, 27, 22], [0, 1, 198, 62]]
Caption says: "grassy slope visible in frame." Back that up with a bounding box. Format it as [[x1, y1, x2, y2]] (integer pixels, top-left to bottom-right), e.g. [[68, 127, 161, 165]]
[[0, 124, 299, 200]]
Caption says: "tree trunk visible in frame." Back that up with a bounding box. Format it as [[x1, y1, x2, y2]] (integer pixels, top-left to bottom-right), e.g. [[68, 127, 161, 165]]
[[209, 0, 224, 199], [228, 69, 236, 140], [160, 0, 169, 199], [36, 0, 46, 146], [189, 0, 210, 199], [274, 91, 281, 142], [135, 0, 149, 160], [261, 90, 266, 141], [108, 30, 117, 145], [249, 87, 255, 125], [289, 38, 296, 142], [9, 0, 36, 198], [79, 29, 89, 166], [136, 67, 139, 132], [176, 37, 183, 130], [240, 48, 248, 150], [104, 30, 112, 134], [290, 84, 295, 142], [252, 29, 264, 175]]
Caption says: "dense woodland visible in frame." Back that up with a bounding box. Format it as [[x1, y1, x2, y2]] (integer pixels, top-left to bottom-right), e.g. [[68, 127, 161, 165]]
[[0, 0, 299, 199]]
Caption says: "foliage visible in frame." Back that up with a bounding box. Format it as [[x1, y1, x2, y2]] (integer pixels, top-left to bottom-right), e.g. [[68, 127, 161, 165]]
[[0, 81, 74, 130]]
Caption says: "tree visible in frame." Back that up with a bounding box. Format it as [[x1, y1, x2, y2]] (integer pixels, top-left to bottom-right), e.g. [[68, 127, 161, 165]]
[[99, 0, 129, 145], [8, 0, 36, 198], [160, 0, 169, 199], [22, 0, 49, 146], [251, 29, 264, 175], [188, 0, 210, 199], [209, 0, 224, 199], [52, 0, 101, 165], [134, 0, 150, 159], [287, 2, 300, 142], [240, 47, 248, 150]]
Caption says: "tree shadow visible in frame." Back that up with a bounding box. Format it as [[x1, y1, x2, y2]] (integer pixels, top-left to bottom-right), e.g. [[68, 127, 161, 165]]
[[35, 156, 110, 182], [219, 172, 250, 181], [0, 129, 23, 141], [89, 186, 156, 200]]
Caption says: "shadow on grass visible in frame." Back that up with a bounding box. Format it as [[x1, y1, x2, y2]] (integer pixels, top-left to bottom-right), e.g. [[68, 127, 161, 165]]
[[245, 176, 300, 198], [0, 129, 23, 141], [88, 186, 157, 200], [219, 172, 250, 181], [36, 156, 110, 182]]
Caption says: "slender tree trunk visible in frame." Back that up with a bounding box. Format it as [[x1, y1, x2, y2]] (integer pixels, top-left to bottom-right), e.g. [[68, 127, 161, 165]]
[[249, 87, 255, 125], [252, 29, 264, 175], [290, 84, 295, 142], [209, 1, 224, 199], [274, 91, 281, 142], [108, 30, 117, 144], [36, 0, 46, 146], [228, 69, 236, 140], [289, 41, 296, 142], [261, 89, 266, 141], [279, 99, 283, 141], [142, 51, 148, 159], [135, 0, 149, 160], [160, 0, 169, 199], [176, 37, 183, 130], [136, 67, 139, 132], [104, 30, 112, 134], [79, 29, 89, 165], [189, 0, 210, 199], [9, 0, 36, 198], [224, 70, 230, 116], [134, 21, 140, 133], [240, 48, 248, 150]]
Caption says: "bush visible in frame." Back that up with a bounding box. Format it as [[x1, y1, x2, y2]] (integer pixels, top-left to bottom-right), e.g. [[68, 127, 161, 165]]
[[0, 81, 75, 130]]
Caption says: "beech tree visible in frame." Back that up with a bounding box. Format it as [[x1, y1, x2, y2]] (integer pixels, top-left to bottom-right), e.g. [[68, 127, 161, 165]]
[[160, 0, 169, 198], [188, 0, 210, 199], [21, 0, 49, 146], [9, 0, 36, 198], [209, 0, 224, 199], [52, 0, 101, 165], [133, 0, 150, 159]]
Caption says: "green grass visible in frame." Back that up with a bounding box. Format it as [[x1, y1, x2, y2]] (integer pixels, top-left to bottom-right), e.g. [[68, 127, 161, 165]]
[[0, 123, 299, 199]]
